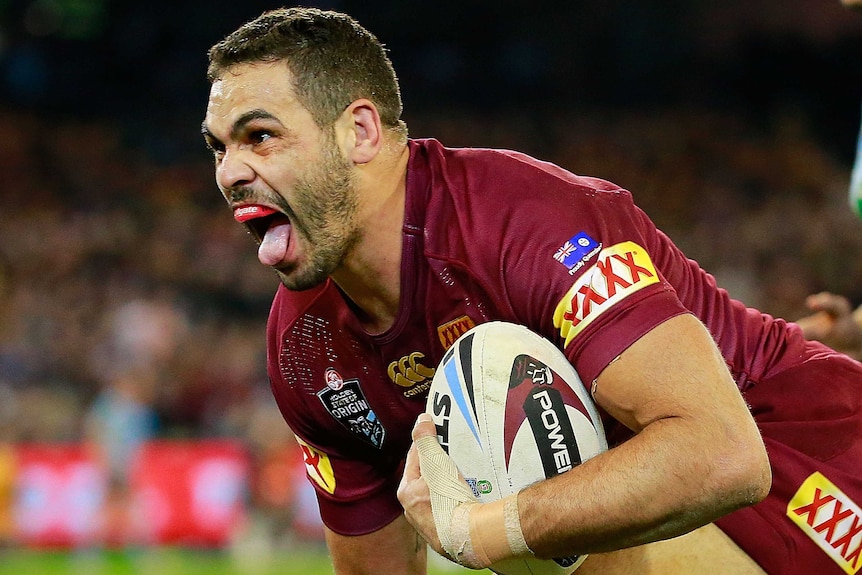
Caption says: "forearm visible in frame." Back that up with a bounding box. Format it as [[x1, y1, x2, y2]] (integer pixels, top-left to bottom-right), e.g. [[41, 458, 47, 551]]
[[400, 316, 771, 568], [518, 414, 769, 558]]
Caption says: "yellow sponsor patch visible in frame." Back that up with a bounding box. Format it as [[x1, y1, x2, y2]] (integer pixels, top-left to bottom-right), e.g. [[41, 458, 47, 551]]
[[295, 435, 336, 495], [787, 472, 862, 574], [553, 241, 659, 346]]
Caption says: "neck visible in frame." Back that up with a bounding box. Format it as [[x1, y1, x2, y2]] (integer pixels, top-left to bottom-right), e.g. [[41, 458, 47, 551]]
[[332, 142, 410, 335]]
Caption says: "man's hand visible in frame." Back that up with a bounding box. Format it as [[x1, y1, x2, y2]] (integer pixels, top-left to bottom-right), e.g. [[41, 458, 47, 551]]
[[397, 414, 531, 569], [397, 414, 452, 559], [796, 292, 862, 359]]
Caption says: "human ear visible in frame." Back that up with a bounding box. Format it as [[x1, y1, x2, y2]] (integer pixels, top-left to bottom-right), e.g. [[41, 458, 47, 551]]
[[336, 99, 382, 165]]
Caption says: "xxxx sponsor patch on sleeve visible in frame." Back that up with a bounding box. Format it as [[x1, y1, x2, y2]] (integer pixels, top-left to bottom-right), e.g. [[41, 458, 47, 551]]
[[788, 471, 862, 574], [553, 241, 659, 347]]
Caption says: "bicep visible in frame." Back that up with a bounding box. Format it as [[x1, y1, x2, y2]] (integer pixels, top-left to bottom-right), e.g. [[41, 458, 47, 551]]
[[325, 515, 427, 575], [593, 313, 757, 440], [516, 313, 769, 555]]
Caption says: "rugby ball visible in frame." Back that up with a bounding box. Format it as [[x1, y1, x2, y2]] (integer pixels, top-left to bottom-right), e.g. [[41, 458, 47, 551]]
[[425, 321, 607, 575]]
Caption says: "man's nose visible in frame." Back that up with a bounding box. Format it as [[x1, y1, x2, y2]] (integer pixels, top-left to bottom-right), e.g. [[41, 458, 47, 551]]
[[216, 148, 255, 192]]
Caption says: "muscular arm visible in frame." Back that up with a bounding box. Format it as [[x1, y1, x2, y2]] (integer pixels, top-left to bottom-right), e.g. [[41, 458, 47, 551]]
[[518, 313, 771, 557], [399, 313, 771, 565], [325, 515, 428, 575]]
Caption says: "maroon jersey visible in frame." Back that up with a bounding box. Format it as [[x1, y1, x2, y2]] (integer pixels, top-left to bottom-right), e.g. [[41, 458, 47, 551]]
[[267, 139, 862, 574]]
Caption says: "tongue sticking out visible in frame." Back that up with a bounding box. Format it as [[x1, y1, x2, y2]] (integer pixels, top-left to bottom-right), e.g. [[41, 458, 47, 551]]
[[232, 205, 292, 267], [258, 220, 292, 266]]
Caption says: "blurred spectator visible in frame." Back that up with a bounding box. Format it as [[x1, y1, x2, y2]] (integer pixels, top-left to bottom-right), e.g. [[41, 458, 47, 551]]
[[83, 296, 190, 543], [244, 394, 324, 547], [792, 0, 862, 361]]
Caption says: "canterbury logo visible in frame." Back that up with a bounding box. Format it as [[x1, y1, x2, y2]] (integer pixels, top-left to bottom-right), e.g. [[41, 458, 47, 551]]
[[553, 241, 659, 346], [388, 352, 436, 388], [788, 472, 862, 573]]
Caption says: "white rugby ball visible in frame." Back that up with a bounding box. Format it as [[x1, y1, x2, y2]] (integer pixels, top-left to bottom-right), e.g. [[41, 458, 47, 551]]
[[425, 321, 607, 575]]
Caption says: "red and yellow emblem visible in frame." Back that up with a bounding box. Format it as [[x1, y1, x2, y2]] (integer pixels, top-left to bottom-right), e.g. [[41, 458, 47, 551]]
[[553, 241, 659, 347], [294, 435, 336, 495], [788, 472, 862, 574]]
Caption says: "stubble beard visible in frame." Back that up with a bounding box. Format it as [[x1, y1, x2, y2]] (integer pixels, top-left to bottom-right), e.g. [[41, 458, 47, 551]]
[[276, 138, 361, 291]]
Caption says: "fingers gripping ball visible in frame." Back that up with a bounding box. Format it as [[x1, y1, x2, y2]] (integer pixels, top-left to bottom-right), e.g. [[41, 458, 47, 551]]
[[425, 321, 608, 575], [415, 433, 533, 569], [415, 434, 481, 566]]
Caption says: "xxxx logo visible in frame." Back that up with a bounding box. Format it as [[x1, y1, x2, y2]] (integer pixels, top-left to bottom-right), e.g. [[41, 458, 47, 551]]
[[438, 315, 476, 350], [388, 352, 436, 398], [294, 435, 336, 494], [788, 472, 862, 574], [553, 241, 659, 346]]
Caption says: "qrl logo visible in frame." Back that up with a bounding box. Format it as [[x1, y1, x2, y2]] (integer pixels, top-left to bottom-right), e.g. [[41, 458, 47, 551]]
[[524, 388, 580, 477], [553, 241, 659, 346]]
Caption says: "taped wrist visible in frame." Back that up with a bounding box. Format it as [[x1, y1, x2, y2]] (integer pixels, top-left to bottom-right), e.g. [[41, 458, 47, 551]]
[[415, 435, 478, 562], [414, 436, 533, 569], [468, 494, 533, 566]]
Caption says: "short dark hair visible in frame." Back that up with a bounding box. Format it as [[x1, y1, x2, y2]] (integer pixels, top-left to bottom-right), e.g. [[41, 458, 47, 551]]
[[207, 7, 406, 136]]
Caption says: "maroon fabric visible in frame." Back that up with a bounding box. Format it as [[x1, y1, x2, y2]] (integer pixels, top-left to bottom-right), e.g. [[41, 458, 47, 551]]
[[265, 138, 862, 575], [717, 348, 862, 575]]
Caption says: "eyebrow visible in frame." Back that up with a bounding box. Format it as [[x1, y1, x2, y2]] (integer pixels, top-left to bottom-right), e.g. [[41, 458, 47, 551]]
[[201, 109, 283, 143]]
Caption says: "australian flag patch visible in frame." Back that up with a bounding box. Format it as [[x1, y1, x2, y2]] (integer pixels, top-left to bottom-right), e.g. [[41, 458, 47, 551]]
[[553, 232, 601, 275]]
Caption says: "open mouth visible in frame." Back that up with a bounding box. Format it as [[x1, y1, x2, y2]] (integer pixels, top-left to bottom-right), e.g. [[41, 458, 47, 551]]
[[233, 205, 280, 243], [233, 204, 294, 267]]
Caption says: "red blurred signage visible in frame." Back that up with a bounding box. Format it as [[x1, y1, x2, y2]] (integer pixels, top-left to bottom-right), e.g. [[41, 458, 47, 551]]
[[10, 440, 251, 548], [13, 444, 107, 548], [127, 440, 250, 546]]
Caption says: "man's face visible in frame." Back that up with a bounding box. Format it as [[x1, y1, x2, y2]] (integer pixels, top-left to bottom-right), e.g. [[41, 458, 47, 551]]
[[202, 61, 360, 291]]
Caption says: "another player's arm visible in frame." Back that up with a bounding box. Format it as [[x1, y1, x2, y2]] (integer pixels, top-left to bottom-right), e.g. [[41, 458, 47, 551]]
[[517, 312, 771, 557], [795, 291, 862, 359], [325, 515, 428, 575]]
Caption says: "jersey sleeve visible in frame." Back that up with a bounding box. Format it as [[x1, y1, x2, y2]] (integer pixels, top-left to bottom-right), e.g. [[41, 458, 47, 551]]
[[290, 432, 405, 536], [493, 168, 690, 387], [265, 285, 410, 536]]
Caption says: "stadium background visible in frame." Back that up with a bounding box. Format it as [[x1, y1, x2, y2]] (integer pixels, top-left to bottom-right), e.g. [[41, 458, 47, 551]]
[[0, 0, 860, 572]]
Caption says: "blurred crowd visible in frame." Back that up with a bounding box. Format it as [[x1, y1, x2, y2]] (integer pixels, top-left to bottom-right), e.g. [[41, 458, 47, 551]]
[[0, 94, 861, 546], [419, 104, 862, 313], [2, 97, 861, 438], [0, 0, 857, 555]]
